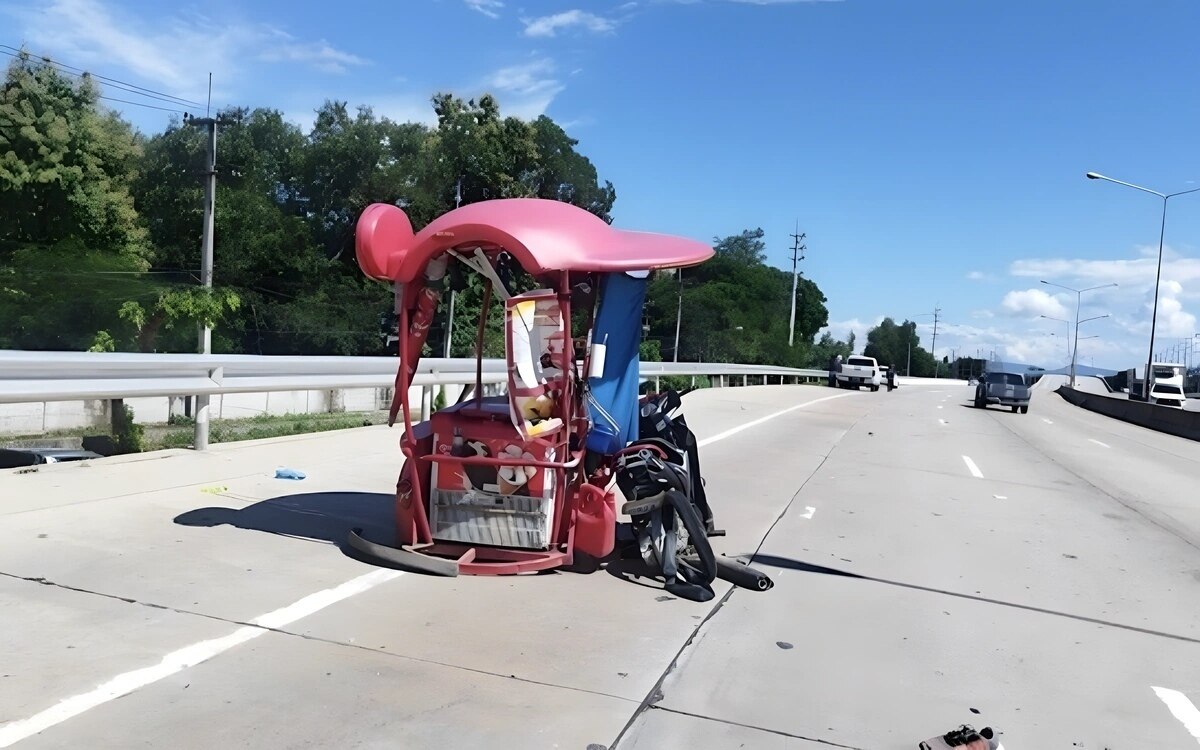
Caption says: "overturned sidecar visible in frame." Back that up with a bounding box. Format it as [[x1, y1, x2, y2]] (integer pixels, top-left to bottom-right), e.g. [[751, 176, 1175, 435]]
[[352, 198, 715, 577]]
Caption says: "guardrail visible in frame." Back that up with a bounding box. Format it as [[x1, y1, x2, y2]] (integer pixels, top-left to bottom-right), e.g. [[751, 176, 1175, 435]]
[[1057, 385, 1200, 442], [0, 351, 825, 403], [0, 351, 828, 449]]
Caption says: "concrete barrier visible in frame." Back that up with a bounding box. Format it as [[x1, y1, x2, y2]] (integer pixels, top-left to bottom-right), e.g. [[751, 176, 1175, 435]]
[[1056, 386, 1200, 442]]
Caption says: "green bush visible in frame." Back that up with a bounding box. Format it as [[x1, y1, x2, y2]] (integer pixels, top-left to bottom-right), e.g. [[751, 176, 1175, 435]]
[[111, 402, 146, 454]]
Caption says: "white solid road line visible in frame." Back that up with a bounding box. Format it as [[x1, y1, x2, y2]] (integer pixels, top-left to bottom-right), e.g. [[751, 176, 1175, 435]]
[[697, 392, 854, 448], [1152, 686, 1200, 745], [1088, 438, 1111, 449], [961, 455, 984, 479], [1042, 418, 1053, 424], [0, 568, 403, 748], [801, 506, 817, 519]]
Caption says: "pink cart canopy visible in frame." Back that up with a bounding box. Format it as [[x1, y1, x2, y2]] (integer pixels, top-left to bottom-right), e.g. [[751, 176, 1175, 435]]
[[356, 198, 713, 282]]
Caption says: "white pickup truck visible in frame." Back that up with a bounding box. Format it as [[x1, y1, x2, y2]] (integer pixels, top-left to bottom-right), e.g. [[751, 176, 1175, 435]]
[[836, 355, 881, 391]]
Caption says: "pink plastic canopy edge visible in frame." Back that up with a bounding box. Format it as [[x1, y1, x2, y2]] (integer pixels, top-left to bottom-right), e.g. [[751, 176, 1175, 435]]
[[356, 198, 713, 283]]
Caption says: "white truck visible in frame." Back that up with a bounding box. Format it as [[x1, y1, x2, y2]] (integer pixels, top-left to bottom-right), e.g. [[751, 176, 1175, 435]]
[[836, 355, 882, 391], [1127, 362, 1186, 408]]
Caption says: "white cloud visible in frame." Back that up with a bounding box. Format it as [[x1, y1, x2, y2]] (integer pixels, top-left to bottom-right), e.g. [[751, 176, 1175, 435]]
[[523, 10, 616, 37], [820, 316, 884, 352], [1009, 246, 1200, 289], [480, 59, 564, 118], [1001, 288, 1070, 320], [726, 0, 843, 3], [1145, 280, 1196, 338], [257, 34, 368, 74], [966, 270, 994, 281], [8, 0, 368, 107], [464, 0, 504, 18], [999, 244, 1199, 368]]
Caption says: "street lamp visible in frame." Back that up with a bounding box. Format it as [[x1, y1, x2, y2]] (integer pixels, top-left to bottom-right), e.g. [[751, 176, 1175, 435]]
[[1040, 280, 1117, 387], [906, 314, 935, 376], [1086, 171, 1200, 399], [1039, 315, 1072, 361]]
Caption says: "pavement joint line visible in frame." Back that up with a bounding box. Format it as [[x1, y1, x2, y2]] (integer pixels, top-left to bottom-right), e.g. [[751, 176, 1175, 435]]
[[961, 455, 984, 479], [611, 405, 866, 749], [0, 568, 402, 747], [607, 584, 737, 750], [806, 565, 1200, 646], [1152, 686, 1200, 744], [993, 397, 1200, 554], [0, 570, 640, 726], [642, 705, 868, 749]]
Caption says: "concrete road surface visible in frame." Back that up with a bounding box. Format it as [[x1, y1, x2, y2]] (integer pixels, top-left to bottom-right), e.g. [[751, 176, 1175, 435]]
[[2, 379, 1199, 749]]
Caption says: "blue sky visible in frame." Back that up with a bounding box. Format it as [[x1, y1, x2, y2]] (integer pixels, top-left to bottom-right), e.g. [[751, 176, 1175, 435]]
[[6, 0, 1200, 370]]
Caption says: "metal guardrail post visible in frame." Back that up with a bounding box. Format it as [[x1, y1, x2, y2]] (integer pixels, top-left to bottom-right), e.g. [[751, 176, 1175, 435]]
[[194, 395, 210, 450], [420, 385, 432, 421]]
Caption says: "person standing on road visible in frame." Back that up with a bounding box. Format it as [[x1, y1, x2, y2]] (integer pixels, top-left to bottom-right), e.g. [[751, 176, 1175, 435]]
[[886, 364, 896, 392], [829, 354, 842, 387]]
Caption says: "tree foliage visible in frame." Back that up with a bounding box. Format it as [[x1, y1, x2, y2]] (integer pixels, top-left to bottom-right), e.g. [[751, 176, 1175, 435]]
[[862, 318, 938, 376], [2, 55, 836, 368], [642, 228, 831, 367]]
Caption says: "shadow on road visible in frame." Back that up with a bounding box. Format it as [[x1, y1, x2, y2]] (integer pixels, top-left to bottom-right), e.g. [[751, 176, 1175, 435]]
[[174, 491, 395, 562]]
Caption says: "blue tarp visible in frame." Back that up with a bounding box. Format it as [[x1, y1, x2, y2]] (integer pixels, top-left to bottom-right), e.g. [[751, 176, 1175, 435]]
[[586, 271, 647, 454]]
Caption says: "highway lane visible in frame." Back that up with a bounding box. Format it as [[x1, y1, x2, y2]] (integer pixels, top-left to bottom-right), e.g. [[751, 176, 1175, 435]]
[[3, 380, 1198, 748], [623, 378, 1200, 749], [0, 385, 870, 749]]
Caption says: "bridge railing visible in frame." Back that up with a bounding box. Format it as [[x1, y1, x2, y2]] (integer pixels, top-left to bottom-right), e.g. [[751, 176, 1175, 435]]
[[0, 350, 826, 403], [0, 351, 828, 448]]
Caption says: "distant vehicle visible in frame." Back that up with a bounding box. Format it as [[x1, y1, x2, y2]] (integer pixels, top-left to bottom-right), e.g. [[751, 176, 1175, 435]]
[[974, 370, 1031, 413], [0, 448, 103, 470], [837, 355, 881, 391], [1126, 362, 1185, 408]]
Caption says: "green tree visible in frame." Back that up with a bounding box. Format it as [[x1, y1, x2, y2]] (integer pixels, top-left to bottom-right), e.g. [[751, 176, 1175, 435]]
[[0, 54, 158, 349], [0, 53, 149, 265], [863, 318, 936, 376], [642, 228, 829, 367]]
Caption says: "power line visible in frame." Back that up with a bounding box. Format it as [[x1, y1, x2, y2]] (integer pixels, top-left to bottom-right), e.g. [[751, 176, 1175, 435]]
[[97, 94, 185, 114], [0, 44, 207, 110], [0, 48, 199, 111]]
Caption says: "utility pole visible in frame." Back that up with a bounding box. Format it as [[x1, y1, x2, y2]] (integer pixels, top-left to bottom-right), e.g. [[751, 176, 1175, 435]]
[[187, 112, 218, 449], [445, 178, 463, 358], [787, 224, 806, 347], [673, 268, 682, 362], [930, 305, 942, 378]]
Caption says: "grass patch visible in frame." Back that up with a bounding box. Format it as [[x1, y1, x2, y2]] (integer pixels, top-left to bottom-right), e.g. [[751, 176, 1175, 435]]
[[145, 411, 386, 450]]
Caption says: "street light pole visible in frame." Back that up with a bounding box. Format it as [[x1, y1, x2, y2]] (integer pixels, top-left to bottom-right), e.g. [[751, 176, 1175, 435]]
[[1040, 315, 1072, 363], [1087, 172, 1200, 399], [1041, 281, 1116, 388]]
